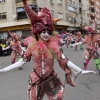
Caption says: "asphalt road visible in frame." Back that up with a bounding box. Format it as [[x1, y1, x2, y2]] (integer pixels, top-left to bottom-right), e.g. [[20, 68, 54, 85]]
[[0, 45, 100, 100]]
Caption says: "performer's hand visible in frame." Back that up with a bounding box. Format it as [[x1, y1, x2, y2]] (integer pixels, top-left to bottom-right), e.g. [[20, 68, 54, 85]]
[[70, 44, 74, 47], [65, 74, 75, 87], [0, 69, 5, 74]]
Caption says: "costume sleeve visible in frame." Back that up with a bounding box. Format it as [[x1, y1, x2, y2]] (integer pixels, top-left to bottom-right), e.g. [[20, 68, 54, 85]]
[[51, 42, 70, 74], [23, 45, 32, 62], [2, 58, 25, 73]]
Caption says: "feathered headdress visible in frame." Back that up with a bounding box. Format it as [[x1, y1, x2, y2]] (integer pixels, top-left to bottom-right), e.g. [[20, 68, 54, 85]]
[[80, 24, 94, 34], [8, 31, 18, 40], [23, 0, 60, 36]]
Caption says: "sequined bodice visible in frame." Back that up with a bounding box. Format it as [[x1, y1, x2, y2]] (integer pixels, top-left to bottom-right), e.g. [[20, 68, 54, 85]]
[[32, 55, 54, 77], [29, 42, 55, 77], [11, 42, 19, 51], [86, 37, 95, 47]]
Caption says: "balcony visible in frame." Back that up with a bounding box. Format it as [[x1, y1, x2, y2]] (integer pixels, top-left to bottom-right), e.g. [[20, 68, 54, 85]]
[[15, 0, 22, 3], [89, 0, 94, 3], [69, 20, 73, 23], [89, 5, 94, 8], [89, 13, 94, 17], [89, 20, 94, 24], [68, 0, 72, 4], [89, 7, 95, 13]]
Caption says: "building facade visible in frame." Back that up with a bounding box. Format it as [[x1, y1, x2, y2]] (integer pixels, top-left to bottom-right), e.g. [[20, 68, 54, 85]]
[[0, 0, 90, 38], [88, 0, 100, 29]]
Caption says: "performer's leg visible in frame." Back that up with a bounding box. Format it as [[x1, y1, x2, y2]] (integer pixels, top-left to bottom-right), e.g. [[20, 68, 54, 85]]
[[29, 84, 45, 100], [18, 57, 23, 70], [75, 45, 77, 50], [11, 58, 16, 64], [94, 58, 100, 70], [80, 44, 83, 50], [11, 53, 16, 64], [66, 41, 68, 48], [84, 59, 89, 70], [95, 47, 98, 51]]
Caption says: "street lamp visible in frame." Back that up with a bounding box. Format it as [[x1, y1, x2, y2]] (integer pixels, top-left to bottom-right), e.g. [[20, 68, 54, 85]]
[[74, 10, 90, 28]]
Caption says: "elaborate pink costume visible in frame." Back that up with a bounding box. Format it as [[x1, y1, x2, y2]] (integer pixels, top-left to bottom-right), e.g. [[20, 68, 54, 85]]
[[0, 1, 96, 100], [73, 25, 100, 72], [75, 31, 83, 50], [8, 31, 22, 64], [22, 1, 73, 99], [65, 34, 71, 48], [95, 34, 100, 51]]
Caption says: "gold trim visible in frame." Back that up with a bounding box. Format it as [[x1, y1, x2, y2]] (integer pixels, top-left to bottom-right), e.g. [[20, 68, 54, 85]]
[[0, 24, 31, 32], [0, 24, 68, 32]]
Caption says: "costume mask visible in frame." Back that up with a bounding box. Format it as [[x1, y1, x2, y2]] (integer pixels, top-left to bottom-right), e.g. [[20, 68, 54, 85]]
[[40, 30, 50, 41]]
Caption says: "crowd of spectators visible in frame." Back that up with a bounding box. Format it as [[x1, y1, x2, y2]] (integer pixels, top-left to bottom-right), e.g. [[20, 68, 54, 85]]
[[0, 35, 28, 57], [0, 38, 12, 56]]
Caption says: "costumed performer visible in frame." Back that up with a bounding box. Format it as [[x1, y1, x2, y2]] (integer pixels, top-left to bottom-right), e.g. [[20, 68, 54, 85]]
[[0, 1, 96, 100]]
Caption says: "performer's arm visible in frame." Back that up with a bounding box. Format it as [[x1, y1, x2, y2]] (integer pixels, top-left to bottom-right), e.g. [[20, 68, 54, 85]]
[[51, 42, 96, 86], [20, 44, 26, 52], [51, 42, 70, 74], [50, 42, 76, 86], [2, 45, 10, 50], [0, 46, 31, 74], [70, 37, 86, 46], [1, 58, 26, 73]]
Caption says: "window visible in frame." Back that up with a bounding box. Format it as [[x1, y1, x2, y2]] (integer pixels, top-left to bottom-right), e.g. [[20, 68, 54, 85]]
[[0, 12, 6, 19], [69, 16, 73, 23], [91, 16, 94, 20], [16, 7, 27, 20], [69, 0, 72, 2], [58, 13, 63, 19], [57, 0, 62, 5], [15, 0, 22, 2], [17, 5, 37, 20], [68, 5, 77, 12], [91, 1, 94, 5], [80, 17, 82, 23], [79, 0, 81, 4], [79, 7, 82, 14], [66, 13, 68, 21], [73, 0, 75, 4], [0, 0, 5, 3], [50, 0, 54, 5], [29, 4, 37, 12], [51, 10, 54, 16], [90, 7, 95, 13]]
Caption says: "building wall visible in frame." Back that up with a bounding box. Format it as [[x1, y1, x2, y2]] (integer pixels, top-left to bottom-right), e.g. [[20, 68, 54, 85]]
[[88, 0, 100, 28], [0, 0, 91, 38], [82, 0, 89, 26]]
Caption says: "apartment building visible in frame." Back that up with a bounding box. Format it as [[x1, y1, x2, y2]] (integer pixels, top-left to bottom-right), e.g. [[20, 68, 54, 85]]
[[88, 0, 100, 29], [36, 0, 90, 30], [0, 0, 90, 38]]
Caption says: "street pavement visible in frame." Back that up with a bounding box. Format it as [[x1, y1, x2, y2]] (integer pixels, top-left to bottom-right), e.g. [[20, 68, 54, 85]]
[[0, 45, 100, 100]]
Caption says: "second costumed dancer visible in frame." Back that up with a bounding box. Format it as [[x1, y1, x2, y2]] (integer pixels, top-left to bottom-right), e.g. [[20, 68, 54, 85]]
[[71, 24, 100, 74]]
